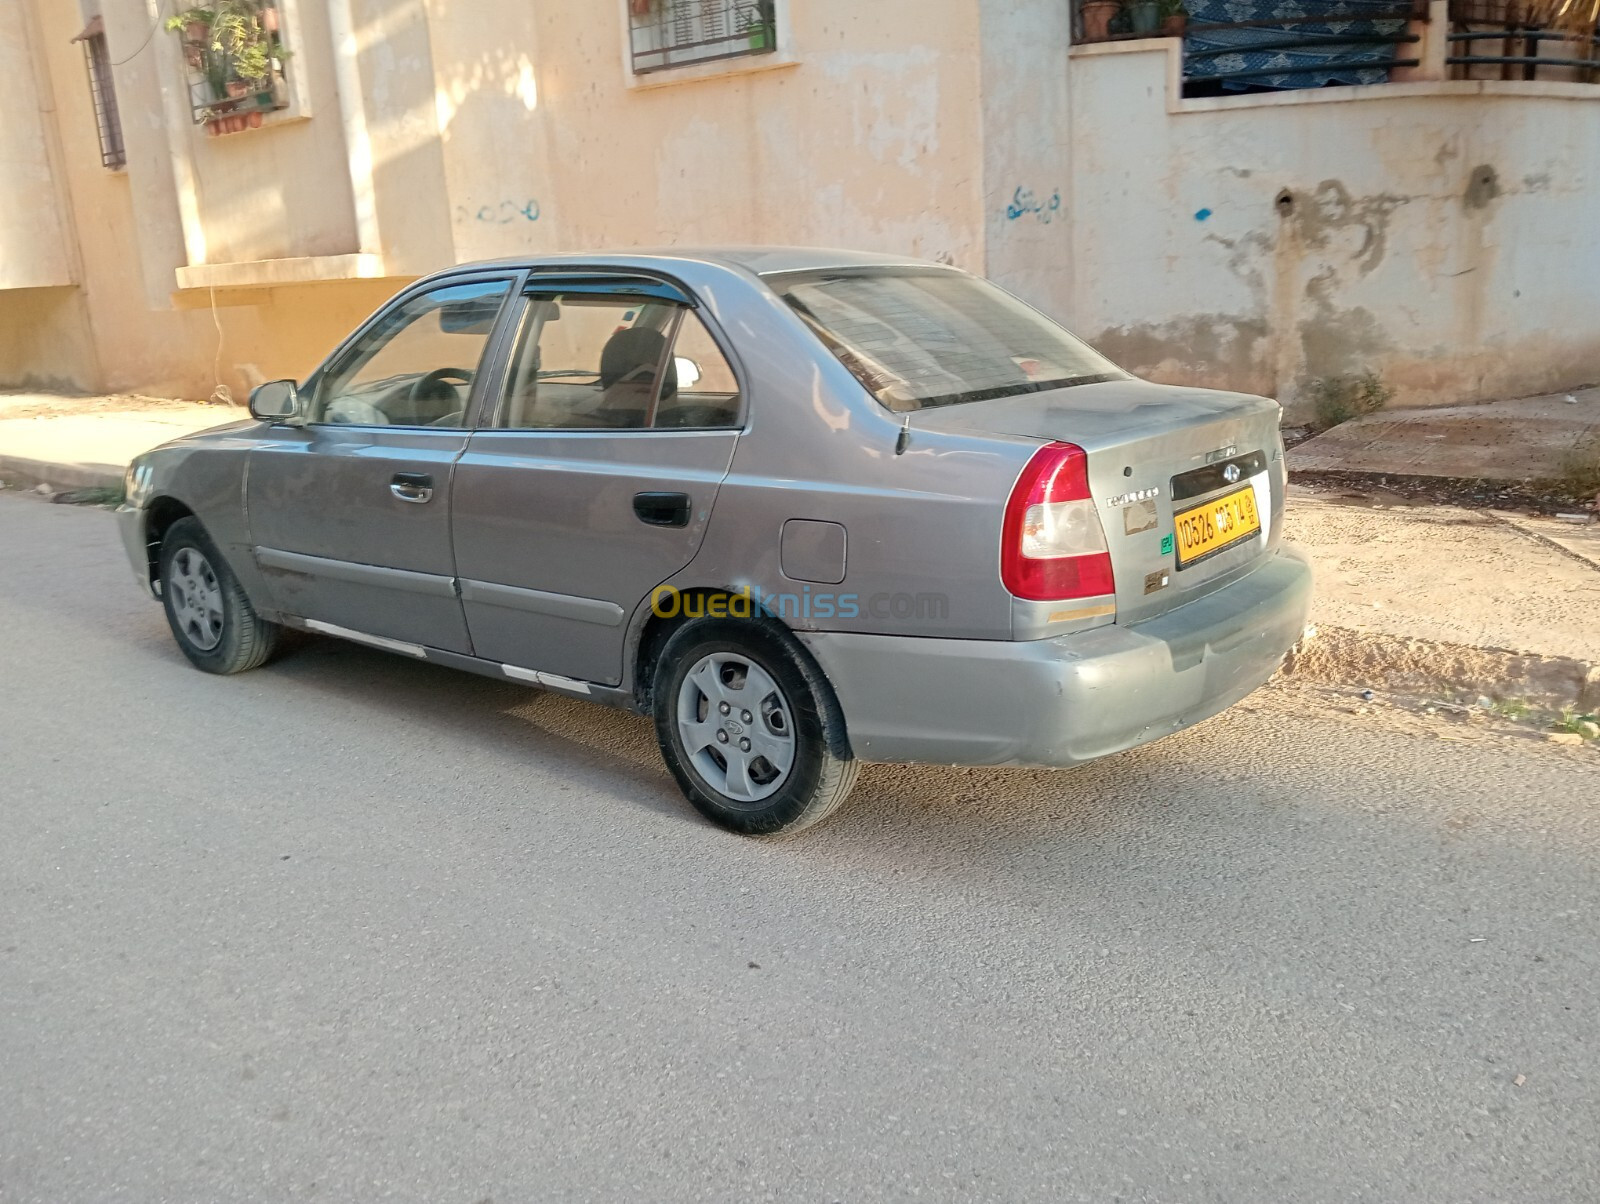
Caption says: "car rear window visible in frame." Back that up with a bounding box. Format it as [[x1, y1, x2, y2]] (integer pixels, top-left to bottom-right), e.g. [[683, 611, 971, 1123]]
[[773, 268, 1125, 412]]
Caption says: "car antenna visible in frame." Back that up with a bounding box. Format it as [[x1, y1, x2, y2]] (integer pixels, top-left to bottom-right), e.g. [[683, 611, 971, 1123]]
[[894, 413, 912, 456]]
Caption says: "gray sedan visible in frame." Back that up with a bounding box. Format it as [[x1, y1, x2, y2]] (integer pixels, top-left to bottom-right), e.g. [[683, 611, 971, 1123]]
[[120, 248, 1312, 836]]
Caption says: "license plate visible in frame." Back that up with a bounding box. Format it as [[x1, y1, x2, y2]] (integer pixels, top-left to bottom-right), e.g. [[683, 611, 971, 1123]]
[[1173, 485, 1261, 568]]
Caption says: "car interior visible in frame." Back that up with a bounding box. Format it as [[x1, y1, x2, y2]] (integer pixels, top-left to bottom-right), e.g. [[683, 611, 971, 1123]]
[[499, 295, 741, 430], [311, 285, 741, 432]]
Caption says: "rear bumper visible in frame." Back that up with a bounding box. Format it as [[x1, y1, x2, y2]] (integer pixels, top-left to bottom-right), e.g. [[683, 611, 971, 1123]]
[[799, 545, 1313, 768]]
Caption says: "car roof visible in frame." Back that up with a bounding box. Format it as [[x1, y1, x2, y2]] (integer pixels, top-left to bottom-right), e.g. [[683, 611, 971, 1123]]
[[441, 246, 949, 280]]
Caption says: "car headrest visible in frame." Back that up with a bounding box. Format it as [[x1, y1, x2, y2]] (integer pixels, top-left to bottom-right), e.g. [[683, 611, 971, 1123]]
[[599, 327, 678, 400]]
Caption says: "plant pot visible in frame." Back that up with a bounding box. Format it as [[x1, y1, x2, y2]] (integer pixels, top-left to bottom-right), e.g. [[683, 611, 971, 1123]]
[[747, 24, 773, 50], [260, 6, 280, 32], [1080, 0, 1120, 40], [226, 80, 251, 99], [1161, 12, 1188, 35], [1128, 0, 1161, 35], [247, 110, 263, 128], [185, 19, 209, 44]]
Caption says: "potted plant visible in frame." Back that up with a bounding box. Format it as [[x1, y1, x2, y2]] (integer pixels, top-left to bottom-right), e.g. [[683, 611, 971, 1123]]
[[738, 5, 775, 51], [1128, 0, 1162, 35], [1160, 0, 1188, 36], [1080, 0, 1121, 39], [166, 7, 214, 67]]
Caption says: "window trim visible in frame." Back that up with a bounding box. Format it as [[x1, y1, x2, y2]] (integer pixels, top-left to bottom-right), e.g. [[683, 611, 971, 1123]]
[[71, 17, 126, 171], [485, 271, 750, 434], [166, 0, 313, 133], [620, 0, 798, 89]]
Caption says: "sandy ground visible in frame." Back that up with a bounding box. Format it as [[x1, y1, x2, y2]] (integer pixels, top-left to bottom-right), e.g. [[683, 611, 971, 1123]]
[[1285, 495, 1600, 665], [2, 494, 1596, 1203]]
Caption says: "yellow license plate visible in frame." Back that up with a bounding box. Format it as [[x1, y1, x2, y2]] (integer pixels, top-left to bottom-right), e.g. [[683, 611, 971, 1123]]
[[1173, 486, 1261, 568]]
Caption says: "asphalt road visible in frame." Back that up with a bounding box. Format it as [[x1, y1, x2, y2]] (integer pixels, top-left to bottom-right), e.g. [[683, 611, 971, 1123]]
[[2, 493, 1596, 1203]]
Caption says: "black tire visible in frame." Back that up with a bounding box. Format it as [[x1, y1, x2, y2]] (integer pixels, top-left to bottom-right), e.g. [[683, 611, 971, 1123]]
[[653, 618, 859, 836], [158, 516, 279, 675]]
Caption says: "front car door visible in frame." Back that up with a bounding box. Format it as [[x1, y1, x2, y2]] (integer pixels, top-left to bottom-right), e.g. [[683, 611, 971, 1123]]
[[450, 273, 743, 686], [247, 274, 520, 654]]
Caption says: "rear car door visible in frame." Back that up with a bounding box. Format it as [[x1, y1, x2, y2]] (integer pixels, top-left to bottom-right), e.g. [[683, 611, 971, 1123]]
[[247, 275, 520, 653], [450, 274, 742, 686]]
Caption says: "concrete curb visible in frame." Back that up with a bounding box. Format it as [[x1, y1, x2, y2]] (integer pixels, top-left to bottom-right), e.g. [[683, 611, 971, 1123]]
[[0, 454, 125, 493], [1281, 623, 1599, 711]]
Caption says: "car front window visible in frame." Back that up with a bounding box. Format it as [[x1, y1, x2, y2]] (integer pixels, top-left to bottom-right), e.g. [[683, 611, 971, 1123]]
[[774, 268, 1125, 412], [311, 280, 511, 428]]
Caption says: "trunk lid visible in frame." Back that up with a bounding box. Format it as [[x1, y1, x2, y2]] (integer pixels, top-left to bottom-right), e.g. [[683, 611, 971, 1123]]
[[908, 378, 1286, 624]]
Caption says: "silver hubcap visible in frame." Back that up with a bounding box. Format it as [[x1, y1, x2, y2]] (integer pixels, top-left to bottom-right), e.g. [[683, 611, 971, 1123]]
[[676, 653, 796, 803], [168, 547, 224, 652]]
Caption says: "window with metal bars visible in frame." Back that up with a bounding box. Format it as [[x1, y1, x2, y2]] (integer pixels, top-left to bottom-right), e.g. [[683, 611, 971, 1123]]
[[73, 17, 126, 170], [628, 0, 777, 74]]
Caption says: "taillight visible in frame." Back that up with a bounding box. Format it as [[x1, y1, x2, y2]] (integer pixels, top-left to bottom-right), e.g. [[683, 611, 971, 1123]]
[[1000, 442, 1115, 601]]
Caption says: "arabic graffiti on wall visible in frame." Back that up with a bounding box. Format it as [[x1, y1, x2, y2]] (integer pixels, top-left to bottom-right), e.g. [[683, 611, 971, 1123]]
[[456, 199, 542, 226], [1005, 187, 1062, 225]]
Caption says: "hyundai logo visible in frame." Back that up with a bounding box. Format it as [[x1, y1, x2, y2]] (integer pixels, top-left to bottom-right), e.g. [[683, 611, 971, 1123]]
[[1222, 463, 1242, 484]]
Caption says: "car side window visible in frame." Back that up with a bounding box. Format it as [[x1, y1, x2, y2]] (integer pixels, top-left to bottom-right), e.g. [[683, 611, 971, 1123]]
[[311, 280, 512, 429], [497, 294, 740, 431]]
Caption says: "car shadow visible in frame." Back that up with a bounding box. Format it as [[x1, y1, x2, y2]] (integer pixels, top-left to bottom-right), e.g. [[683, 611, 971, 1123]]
[[259, 635, 693, 822], [256, 630, 1220, 857]]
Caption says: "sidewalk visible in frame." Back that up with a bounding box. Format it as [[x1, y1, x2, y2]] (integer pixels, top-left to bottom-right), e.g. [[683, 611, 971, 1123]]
[[1288, 385, 1600, 486], [0, 392, 245, 492], [1282, 494, 1599, 709]]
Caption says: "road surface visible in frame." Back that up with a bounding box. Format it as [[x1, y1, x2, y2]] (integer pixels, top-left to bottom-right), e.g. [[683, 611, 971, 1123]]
[[2, 494, 1596, 1202]]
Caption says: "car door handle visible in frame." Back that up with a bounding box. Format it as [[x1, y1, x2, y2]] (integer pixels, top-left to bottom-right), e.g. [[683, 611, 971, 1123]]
[[633, 491, 692, 528], [390, 472, 435, 504]]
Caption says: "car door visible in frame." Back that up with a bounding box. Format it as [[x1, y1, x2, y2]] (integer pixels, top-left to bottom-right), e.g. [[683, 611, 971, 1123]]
[[248, 274, 520, 654], [450, 273, 743, 686]]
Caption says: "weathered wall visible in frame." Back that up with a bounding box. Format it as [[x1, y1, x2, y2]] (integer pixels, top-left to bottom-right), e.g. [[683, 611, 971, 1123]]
[[11, 0, 1599, 411], [0, 2, 78, 293], [518, 0, 985, 264], [180, 0, 361, 265], [1068, 43, 1600, 415], [978, 0, 1075, 319]]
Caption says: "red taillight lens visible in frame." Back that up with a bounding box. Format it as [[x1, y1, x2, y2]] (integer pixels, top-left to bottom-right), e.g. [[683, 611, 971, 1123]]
[[1000, 442, 1115, 601]]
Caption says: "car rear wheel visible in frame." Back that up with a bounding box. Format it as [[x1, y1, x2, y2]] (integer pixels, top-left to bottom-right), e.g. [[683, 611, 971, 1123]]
[[653, 619, 859, 836], [159, 517, 279, 675]]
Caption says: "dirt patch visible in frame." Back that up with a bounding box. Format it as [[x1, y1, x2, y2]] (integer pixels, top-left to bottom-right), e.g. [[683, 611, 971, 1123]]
[[1281, 623, 1599, 711], [1290, 469, 1598, 515], [0, 392, 223, 421]]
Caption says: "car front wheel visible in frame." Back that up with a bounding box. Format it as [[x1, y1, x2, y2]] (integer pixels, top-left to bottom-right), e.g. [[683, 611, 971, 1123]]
[[159, 516, 279, 675], [653, 618, 859, 836]]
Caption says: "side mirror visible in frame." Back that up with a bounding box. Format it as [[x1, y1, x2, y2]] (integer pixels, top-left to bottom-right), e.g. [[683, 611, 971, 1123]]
[[674, 357, 703, 389], [249, 379, 299, 422]]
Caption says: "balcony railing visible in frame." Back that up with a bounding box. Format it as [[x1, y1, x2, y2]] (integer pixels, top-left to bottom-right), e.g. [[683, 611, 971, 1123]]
[[1073, 0, 1600, 89], [1075, 0, 1428, 94], [1447, 0, 1600, 80]]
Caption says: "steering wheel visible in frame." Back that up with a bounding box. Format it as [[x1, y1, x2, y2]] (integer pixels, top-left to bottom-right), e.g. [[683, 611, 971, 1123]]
[[410, 367, 474, 404], [324, 398, 390, 426]]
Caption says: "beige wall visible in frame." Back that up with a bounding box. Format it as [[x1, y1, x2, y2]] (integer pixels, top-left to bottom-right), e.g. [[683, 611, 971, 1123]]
[[10, 0, 393, 400], [0, 1, 78, 292], [1068, 42, 1600, 416], [4, 0, 1597, 413], [182, 0, 361, 265]]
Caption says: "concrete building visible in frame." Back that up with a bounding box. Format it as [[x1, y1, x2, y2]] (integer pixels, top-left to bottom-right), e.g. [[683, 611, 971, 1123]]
[[1, 0, 1596, 417]]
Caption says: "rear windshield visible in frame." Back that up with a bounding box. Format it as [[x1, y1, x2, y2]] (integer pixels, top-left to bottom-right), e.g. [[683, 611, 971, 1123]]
[[773, 268, 1125, 412]]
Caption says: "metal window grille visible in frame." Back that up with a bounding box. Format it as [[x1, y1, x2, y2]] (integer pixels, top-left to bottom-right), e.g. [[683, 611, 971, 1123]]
[[74, 18, 126, 169], [1447, 0, 1599, 82], [629, 0, 777, 74]]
